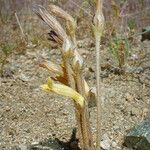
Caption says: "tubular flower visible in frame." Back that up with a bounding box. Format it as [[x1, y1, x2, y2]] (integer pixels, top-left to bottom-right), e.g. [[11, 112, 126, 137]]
[[41, 78, 85, 108]]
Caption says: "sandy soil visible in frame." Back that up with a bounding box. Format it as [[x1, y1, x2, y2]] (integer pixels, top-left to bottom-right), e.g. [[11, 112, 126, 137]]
[[0, 38, 150, 150]]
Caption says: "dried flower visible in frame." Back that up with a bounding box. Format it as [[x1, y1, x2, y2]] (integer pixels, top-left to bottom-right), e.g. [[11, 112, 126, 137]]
[[48, 4, 77, 43], [33, 5, 72, 56], [34, 5, 67, 39]]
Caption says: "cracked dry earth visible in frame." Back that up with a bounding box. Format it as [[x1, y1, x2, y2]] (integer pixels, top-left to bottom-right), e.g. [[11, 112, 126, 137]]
[[0, 39, 150, 150]]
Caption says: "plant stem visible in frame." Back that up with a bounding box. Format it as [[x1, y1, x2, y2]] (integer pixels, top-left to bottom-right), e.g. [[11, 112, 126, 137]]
[[15, 12, 26, 42], [79, 105, 94, 150], [75, 68, 94, 150], [95, 35, 102, 150], [93, 1, 104, 149], [96, 0, 103, 12], [63, 57, 85, 149], [64, 58, 76, 90]]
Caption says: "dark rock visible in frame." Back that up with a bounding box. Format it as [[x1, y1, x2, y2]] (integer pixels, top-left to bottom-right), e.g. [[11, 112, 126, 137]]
[[141, 26, 150, 42], [124, 118, 150, 150]]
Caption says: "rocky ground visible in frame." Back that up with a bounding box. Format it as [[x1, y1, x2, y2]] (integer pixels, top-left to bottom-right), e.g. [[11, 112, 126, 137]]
[[0, 37, 150, 150]]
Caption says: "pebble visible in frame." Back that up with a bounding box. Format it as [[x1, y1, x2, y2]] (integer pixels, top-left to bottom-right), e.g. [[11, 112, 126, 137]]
[[112, 141, 117, 147], [27, 42, 36, 48], [55, 118, 62, 125], [100, 134, 111, 150], [123, 105, 132, 116], [134, 67, 143, 74], [131, 107, 140, 116], [31, 141, 39, 146], [141, 108, 149, 119], [5, 106, 11, 111], [18, 144, 28, 150], [129, 54, 139, 61], [18, 73, 29, 82], [125, 93, 134, 102]]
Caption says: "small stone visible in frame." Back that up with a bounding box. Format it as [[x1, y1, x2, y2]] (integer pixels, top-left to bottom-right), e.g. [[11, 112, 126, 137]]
[[141, 108, 149, 119], [100, 134, 111, 150], [135, 67, 143, 74], [123, 105, 132, 116], [125, 93, 134, 102], [5, 106, 11, 111], [19, 144, 28, 150], [129, 54, 139, 61], [55, 118, 62, 125], [31, 141, 39, 146], [111, 141, 117, 148], [2, 68, 14, 78], [12, 145, 21, 150], [131, 107, 140, 116], [18, 73, 29, 82], [78, 48, 90, 55], [100, 141, 111, 150], [27, 42, 36, 48]]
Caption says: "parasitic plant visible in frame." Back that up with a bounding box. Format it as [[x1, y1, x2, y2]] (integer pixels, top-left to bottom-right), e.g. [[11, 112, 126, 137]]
[[34, 1, 105, 149], [34, 5, 95, 150]]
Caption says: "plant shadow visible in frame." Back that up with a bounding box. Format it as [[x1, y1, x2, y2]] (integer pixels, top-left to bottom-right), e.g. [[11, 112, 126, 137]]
[[29, 128, 81, 150]]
